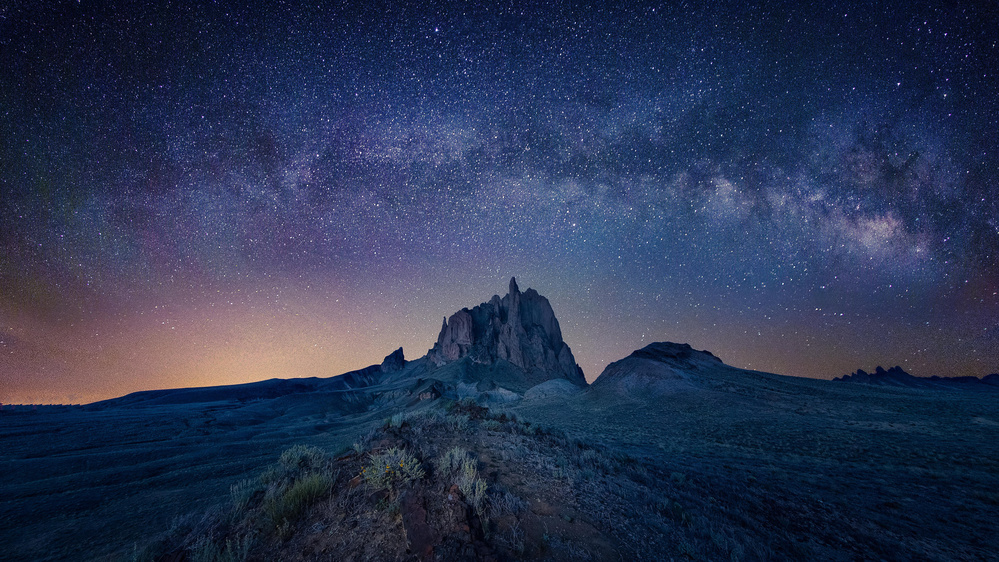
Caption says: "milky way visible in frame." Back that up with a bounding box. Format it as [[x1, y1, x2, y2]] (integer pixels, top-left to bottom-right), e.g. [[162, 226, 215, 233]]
[[2, 1, 998, 403]]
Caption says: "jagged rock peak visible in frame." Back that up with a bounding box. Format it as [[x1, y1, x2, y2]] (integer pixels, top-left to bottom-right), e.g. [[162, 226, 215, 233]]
[[380, 347, 406, 373], [427, 278, 586, 386], [833, 365, 912, 382], [834, 366, 999, 389]]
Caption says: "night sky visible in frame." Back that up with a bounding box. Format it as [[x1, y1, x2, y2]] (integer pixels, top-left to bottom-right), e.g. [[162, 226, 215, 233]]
[[2, 1, 998, 404]]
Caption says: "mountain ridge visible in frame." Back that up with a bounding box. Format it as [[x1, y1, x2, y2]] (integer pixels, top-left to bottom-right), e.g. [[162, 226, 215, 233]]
[[88, 281, 999, 409], [834, 365, 999, 389]]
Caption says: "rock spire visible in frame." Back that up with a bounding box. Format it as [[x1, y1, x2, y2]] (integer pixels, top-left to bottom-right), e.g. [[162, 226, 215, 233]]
[[427, 277, 586, 386]]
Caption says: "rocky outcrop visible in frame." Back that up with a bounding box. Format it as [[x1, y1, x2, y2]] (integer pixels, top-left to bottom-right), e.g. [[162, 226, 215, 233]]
[[590, 342, 724, 394], [834, 366, 915, 385], [834, 366, 999, 390], [426, 278, 586, 387], [628, 341, 724, 367], [381, 347, 407, 373]]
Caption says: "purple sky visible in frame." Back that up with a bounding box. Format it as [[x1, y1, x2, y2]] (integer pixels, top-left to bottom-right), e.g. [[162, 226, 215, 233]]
[[2, 1, 997, 403]]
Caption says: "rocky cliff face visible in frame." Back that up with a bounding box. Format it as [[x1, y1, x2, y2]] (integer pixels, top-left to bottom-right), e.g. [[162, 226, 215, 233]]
[[426, 278, 586, 386]]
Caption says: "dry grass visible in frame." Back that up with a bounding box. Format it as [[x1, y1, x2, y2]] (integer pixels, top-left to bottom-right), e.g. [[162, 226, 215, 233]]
[[263, 471, 332, 528]]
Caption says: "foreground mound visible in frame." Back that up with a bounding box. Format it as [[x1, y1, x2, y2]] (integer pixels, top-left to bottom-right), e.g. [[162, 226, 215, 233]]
[[141, 399, 766, 561]]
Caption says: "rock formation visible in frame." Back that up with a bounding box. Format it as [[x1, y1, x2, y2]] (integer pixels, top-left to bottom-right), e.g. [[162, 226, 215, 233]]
[[627, 341, 723, 367], [380, 347, 407, 373], [590, 342, 724, 393], [834, 366, 999, 389], [834, 365, 914, 385], [426, 277, 586, 386]]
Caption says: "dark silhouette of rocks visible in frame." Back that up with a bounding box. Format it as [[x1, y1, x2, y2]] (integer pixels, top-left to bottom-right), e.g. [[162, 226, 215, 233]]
[[380, 347, 407, 373], [834, 366, 914, 385], [835, 365, 999, 390], [426, 277, 586, 387]]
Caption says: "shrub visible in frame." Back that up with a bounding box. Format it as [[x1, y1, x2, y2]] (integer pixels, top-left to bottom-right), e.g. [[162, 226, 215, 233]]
[[261, 444, 332, 488], [554, 454, 574, 480], [463, 477, 488, 517], [654, 498, 692, 526], [445, 413, 470, 433], [577, 448, 600, 468], [489, 488, 528, 517], [362, 447, 424, 492], [278, 445, 330, 477], [435, 446, 487, 515], [435, 446, 470, 476], [228, 478, 260, 514], [385, 412, 405, 428], [263, 472, 332, 527], [498, 521, 526, 556], [482, 419, 504, 432], [515, 421, 538, 436]]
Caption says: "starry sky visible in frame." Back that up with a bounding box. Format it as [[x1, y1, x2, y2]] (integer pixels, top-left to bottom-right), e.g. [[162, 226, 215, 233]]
[[2, 1, 998, 404]]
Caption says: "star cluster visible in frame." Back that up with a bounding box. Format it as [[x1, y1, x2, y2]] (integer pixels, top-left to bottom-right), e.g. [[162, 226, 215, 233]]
[[2, 1, 997, 403]]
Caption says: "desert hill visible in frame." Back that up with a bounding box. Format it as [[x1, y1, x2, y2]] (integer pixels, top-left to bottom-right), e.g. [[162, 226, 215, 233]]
[[590, 342, 724, 393]]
